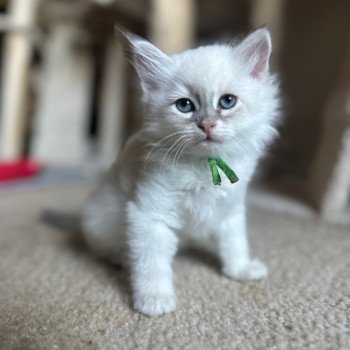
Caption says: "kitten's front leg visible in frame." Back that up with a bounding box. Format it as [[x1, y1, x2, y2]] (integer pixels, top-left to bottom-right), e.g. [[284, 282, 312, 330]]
[[128, 215, 178, 316], [216, 206, 268, 281]]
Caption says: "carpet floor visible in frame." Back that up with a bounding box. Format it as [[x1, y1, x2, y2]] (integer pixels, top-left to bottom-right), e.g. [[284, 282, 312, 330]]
[[0, 183, 349, 349]]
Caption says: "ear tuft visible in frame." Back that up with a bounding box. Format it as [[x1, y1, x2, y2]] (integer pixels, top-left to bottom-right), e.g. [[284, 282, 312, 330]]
[[115, 25, 172, 91], [237, 27, 272, 79]]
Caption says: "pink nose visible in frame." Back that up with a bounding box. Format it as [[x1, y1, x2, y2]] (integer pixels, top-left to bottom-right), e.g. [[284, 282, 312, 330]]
[[198, 120, 217, 137]]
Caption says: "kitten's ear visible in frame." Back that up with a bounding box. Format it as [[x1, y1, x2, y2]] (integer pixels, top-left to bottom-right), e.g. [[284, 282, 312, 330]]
[[116, 26, 172, 91], [237, 27, 272, 79]]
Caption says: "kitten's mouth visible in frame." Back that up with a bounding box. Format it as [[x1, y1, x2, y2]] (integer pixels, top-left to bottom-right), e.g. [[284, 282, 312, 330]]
[[195, 137, 222, 151], [201, 137, 221, 144]]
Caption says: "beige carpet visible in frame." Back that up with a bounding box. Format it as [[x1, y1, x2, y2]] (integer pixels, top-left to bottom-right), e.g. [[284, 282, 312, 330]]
[[0, 183, 350, 349]]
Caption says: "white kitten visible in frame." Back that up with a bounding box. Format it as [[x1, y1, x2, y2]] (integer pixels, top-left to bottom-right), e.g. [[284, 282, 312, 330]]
[[82, 28, 280, 316]]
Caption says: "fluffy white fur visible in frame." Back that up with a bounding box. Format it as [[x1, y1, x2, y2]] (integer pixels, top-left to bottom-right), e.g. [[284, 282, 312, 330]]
[[82, 28, 280, 316]]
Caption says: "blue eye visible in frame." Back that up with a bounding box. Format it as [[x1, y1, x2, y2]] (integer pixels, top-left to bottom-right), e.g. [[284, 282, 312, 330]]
[[218, 94, 237, 109], [175, 98, 195, 113]]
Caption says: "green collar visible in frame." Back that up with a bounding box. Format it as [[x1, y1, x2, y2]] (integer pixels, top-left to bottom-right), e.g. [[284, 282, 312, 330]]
[[208, 158, 239, 186]]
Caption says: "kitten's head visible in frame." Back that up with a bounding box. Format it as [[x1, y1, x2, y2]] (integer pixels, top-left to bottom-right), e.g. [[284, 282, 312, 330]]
[[119, 27, 279, 158]]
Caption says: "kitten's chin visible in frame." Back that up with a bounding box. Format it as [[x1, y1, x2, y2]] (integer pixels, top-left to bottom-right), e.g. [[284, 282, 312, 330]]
[[187, 140, 224, 157]]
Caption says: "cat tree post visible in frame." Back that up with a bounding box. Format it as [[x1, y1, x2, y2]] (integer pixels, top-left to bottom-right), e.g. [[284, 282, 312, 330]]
[[32, 21, 93, 166], [97, 39, 126, 167], [250, 0, 285, 68], [309, 49, 350, 219], [150, 0, 196, 53], [0, 0, 39, 160]]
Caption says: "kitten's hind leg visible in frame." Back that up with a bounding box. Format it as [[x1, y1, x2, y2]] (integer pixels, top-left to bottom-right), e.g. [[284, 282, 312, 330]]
[[216, 207, 268, 281], [81, 194, 127, 266]]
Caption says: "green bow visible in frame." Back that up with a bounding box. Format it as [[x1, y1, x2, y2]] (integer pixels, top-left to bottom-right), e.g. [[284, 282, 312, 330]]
[[208, 158, 239, 186]]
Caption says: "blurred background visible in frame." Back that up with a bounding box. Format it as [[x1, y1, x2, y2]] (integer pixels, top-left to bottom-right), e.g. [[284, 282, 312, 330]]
[[0, 0, 349, 221]]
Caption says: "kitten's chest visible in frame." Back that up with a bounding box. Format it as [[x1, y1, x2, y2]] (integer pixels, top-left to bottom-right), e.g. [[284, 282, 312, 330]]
[[160, 158, 244, 233], [175, 176, 234, 233]]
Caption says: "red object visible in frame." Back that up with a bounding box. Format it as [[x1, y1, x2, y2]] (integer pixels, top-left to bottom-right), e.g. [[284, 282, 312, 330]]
[[0, 159, 44, 182]]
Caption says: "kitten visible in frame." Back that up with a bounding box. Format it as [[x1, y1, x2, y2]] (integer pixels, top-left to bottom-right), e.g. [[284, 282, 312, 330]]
[[82, 27, 280, 316]]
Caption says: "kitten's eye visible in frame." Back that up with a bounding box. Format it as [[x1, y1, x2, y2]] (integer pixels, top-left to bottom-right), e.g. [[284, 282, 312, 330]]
[[175, 98, 195, 113], [218, 94, 237, 110]]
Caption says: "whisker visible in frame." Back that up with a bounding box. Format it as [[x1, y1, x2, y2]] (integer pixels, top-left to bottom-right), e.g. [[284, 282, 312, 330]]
[[159, 135, 189, 177], [142, 131, 184, 170], [171, 138, 191, 185]]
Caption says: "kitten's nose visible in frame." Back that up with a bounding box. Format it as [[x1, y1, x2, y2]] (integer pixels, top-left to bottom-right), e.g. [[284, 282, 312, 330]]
[[198, 120, 217, 137]]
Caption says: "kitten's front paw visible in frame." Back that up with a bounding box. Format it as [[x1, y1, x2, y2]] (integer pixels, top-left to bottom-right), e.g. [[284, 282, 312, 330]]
[[223, 259, 268, 281], [133, 293, 176, 316]]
